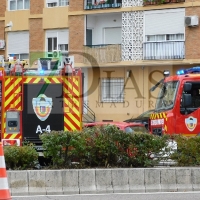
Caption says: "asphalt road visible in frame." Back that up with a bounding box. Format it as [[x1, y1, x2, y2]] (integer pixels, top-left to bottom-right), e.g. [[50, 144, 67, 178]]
[[12, 192, 200, 200]]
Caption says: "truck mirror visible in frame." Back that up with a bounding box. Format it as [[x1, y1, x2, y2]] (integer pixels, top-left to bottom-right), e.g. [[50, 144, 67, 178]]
[[183, 93, 192, 107], [184, 83, 192, 92]]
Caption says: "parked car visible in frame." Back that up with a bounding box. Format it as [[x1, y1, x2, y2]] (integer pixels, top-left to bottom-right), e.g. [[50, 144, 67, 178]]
[[124, 109, 154, 130], [84, 121, 148, 134]]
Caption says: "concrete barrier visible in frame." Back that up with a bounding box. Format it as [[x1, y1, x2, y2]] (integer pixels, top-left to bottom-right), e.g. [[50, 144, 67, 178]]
[[7, 168, 197, 196], [160, 168, 177, 192], [62, 169, 79, 195], [28, 170, 46, 195], [96, 169, 113, 193]]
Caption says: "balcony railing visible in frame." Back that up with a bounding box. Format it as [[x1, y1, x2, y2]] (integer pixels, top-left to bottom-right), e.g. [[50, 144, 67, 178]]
[[83, 44, 121, 64], [84, 0, 122, 10], [143, 41, 185, 60], [143, 0, 185, 6]]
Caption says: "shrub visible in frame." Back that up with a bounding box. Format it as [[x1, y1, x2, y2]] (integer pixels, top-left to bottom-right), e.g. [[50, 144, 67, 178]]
[[83, 125, 120, 167], [4, 144, 38, 170], [40, 130, 88, 168], [171, 135, 200, 166]]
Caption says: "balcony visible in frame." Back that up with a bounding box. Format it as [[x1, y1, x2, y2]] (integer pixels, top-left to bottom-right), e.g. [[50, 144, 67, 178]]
[[143, 0, 185, 6], [84, 0, 122, 10], [143, 41, 185, 60], [83, 44, 121, 64]]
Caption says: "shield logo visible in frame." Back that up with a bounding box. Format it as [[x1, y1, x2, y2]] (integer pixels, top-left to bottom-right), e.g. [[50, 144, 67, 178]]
[[32, 94, 53, 121], [185, 116, 197, 132]]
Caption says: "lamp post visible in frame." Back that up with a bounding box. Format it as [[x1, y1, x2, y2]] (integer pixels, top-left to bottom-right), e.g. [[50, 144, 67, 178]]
[[4, 21, 13, 60]]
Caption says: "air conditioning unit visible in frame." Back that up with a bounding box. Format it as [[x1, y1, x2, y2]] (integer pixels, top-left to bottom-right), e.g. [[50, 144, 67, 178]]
[[46, 50, 60, 58], [185, 16, 199, 27], [0, 40, 5, 49]]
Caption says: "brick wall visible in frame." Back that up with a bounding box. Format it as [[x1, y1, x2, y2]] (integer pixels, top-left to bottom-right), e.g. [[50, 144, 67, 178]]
[[0, 0, 6, 17], [0, 21, 4, 40], [69, 0, 84, 11], [69, 15, 84, 63], [185, 7, 200, 59], [30, 0, 44, 14], [29, 19, 44, 51]]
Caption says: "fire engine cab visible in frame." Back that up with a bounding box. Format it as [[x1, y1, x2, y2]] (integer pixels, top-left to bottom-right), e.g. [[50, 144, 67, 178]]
[[149, 67, 200, 137], [0, 55, 82, 151]]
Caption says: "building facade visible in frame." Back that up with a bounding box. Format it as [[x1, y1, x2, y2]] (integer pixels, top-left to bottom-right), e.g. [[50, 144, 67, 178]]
[[0, 0, 200, 122]]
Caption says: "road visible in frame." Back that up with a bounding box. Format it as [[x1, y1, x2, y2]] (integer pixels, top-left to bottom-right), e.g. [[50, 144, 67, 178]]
[[12, 192, 200, 200]]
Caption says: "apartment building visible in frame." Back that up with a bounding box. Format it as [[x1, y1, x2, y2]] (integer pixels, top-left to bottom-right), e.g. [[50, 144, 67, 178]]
[[0, 0, 200, 122]]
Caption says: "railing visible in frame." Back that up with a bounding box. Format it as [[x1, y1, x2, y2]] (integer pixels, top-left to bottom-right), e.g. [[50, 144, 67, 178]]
[[143, 41, 185, 60], [83, 44, 121, 64], [143, 0, 185, 6], [82, 103, 95, 123], [84, 0, 122, 10]]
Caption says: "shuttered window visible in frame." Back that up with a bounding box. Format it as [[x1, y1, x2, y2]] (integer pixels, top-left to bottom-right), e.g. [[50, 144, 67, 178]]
[[9, 0, 30, 10], [7, 31, 29, 55], [144, 8, 185, 35], [46, 29, 69, 51], [46, 0, 69, 7]]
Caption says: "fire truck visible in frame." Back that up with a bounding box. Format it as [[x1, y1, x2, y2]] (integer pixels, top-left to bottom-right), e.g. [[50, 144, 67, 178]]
[[0, 55, 82, 151], [149, 67, 200, 137]]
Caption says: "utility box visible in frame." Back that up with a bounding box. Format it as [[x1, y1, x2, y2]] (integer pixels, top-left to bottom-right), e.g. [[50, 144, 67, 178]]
[[6, 111, 20, 133]]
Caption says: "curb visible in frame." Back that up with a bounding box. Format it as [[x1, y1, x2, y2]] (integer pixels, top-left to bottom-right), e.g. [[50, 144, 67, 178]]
[[7, 167, 200, 196]]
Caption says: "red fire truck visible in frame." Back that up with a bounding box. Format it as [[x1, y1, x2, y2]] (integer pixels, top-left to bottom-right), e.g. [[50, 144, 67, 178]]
[[0, 57, 82, 151], [149, 67, 200, 137]]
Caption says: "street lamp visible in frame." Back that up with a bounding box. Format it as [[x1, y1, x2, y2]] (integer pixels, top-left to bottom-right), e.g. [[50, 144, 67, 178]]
[[4, 21, 13, 48], [4, 21, 13, 62]]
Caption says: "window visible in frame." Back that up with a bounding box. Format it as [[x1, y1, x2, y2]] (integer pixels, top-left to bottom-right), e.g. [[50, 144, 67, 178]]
[[46, 0, 69, 7], [101, 78, 124, 102], [145, 34, 184, 42], [8, 54, 29, 60], [58, 44, 68, 51], [59, 0, 69, 6], [46, 29, 69, 53], [9, 0, 30, 10], [48, 2, 57, 7], [47, 38, 57, 52]]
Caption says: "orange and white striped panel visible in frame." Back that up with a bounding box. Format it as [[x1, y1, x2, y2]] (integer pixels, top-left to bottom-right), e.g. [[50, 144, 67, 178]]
[[63, 76, 82, 131], [0, 143, 11, 199]]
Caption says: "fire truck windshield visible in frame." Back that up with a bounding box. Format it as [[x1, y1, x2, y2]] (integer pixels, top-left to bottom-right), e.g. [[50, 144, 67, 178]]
[[155, 81, 179, 111]]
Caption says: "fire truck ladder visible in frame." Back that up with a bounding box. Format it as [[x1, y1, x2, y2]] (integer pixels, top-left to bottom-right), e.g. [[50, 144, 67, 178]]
[[8, 63, 24, 111]]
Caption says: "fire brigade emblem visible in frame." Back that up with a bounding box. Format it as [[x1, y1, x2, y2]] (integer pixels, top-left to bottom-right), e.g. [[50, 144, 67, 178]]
[[32, 94, 53, 121], [185, 116, 197, 132]]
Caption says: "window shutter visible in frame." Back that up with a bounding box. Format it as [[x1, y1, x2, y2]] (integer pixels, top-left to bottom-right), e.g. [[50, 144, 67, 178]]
[[58, 30, 68, 44], [46, 0, 58, 3], [46, 30, 57, 38], [7, 31, 29, 54], [145, 9, 185, 35]]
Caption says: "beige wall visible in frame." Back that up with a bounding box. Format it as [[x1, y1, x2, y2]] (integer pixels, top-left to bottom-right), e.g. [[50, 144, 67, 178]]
[[43, 7, 69, 29], [86, 65, 195, 122], [1, 1, 200, 122], [5, 11, 30, 31]]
